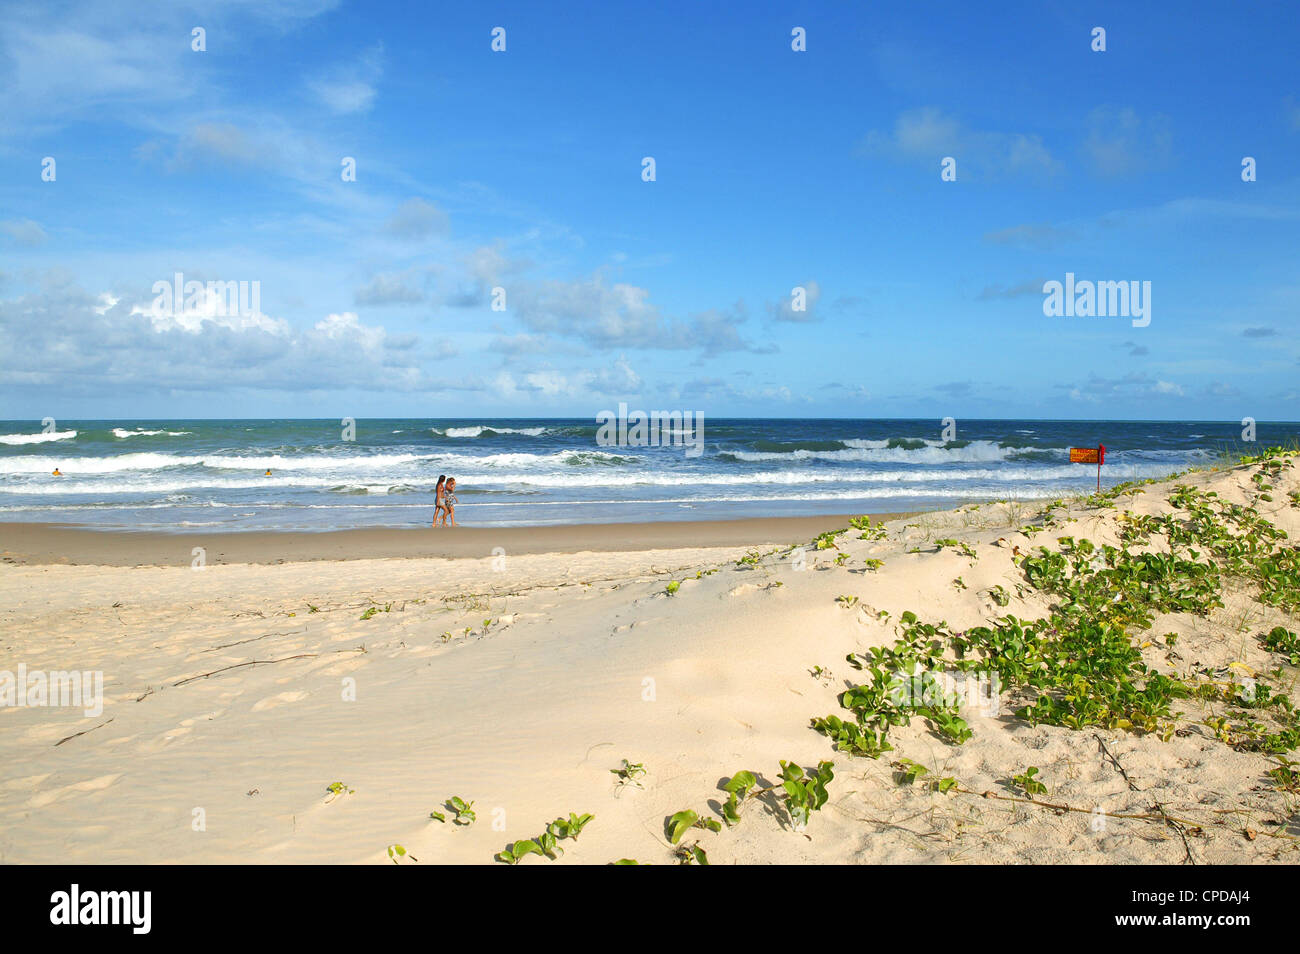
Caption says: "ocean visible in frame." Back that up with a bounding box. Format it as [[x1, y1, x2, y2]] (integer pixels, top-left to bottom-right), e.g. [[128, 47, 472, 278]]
[[0, 418, 1294, 532]]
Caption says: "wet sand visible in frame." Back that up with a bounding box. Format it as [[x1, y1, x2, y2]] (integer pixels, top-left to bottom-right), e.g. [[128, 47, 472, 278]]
[[0, 513, 919, 567]]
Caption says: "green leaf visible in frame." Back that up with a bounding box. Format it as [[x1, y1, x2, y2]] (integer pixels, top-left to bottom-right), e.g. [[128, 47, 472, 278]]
[[667, 810, 698, 845], [723, 770, 756, 795], [721, 793, 742, 826]]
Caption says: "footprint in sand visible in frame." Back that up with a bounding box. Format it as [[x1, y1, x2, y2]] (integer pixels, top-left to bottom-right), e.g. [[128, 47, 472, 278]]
[[2, 773, 52, 792], [612, 617, 664, 635], [137, 724, 194, 754], [252, 690, 308, 711], [726, 582, 783, 598], [320, 657, 368, 677], [28, 772, 122, 808]]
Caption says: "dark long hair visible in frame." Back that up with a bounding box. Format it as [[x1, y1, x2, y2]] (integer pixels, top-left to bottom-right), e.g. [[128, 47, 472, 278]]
[[436, 474, 446, 494]]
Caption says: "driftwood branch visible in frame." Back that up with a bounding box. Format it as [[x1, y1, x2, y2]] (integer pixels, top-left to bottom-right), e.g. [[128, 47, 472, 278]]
[[1095, 732, 1197, 865], [171, 648, 362, 687], [54, 718, 115, 747]]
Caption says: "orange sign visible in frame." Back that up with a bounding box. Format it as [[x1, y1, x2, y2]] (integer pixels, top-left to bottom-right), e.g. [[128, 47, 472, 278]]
[[1070, 445, 1106, 491]]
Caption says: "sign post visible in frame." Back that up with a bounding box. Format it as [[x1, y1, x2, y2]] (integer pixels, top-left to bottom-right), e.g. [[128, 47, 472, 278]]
[[1069, 444, 1106, 493]]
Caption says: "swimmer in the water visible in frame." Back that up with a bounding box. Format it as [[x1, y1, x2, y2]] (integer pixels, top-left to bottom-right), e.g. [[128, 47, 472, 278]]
[[264, 469, 272, 477], [52, 468, 62, 476]]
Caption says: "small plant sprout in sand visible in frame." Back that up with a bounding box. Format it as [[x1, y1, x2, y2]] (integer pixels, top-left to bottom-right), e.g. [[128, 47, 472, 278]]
[[674, 842, 709, 865], [1266, 757, 1299, 792], [324, 781, 354, 803], [610, 759, 647, 791], [736, 547, 780, 568], [495, 839, 543, 865], [667, 809, 721, 844], [664, 580, 681, 596], [386, 844, 417, 864], [359, 603, 392, 621], [933, 538, 974, 556], [719, 771, 757, 826], [814, 529, 847, 551], [836, 594, 859, 608], [1012, 767, 1048, 796], [893, 758, 957, 793], [549, 812, 594, 840], [429, 796, 475, 825], [778, 761, 834, 831]]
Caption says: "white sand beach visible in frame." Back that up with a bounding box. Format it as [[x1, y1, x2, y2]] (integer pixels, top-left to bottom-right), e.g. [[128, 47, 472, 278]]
[[2, 456, 1298, 865]]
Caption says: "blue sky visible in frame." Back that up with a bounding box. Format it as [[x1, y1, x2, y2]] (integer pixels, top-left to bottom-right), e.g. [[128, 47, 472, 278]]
[[1, 0, 1297, 421]]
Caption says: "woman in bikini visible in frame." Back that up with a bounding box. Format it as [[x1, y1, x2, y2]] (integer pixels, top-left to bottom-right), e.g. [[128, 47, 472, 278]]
[[440, 478, 458, 527], [432, 475, 446, 528]]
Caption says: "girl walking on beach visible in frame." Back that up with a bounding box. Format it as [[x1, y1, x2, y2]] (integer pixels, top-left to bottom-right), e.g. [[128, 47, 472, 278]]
[[439, 478, 458, 527], [432, 475, 446, 528]]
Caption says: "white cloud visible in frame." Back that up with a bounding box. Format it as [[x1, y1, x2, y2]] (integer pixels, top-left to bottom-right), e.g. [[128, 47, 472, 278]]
[[308, 43, 383, 114], [355, 270, 428, 306], [384, 198, 449, 240], [1057, 372, 1186, 403], [164, 122, 271, 171], [1084, 107, 1173, 177], [0, 218, 47, 246], [2, 279, 426, 396], [768, 280, 821, 323], [860, 108, 1061, 179], [510, 274, 766, 355]]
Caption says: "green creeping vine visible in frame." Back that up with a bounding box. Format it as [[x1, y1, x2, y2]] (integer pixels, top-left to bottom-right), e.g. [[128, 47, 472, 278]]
[[667, 809, 721, 842], [850, 516, 889, 541], [737, 547, 782, 567], [429, 795, 475, 825], [1266, 757, 1299, 792], [811, 622, 974, 755], [814, 529, 848, 550], [1263, 626, 1300, 666], [495, 812, 594, 864], [814, 453, 1300, 763], [666, 759, 835, 861]]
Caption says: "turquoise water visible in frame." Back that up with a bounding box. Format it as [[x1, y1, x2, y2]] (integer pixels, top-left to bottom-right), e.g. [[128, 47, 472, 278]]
[[0, 418, 1294, 531]]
